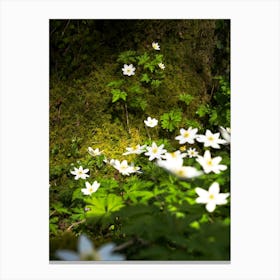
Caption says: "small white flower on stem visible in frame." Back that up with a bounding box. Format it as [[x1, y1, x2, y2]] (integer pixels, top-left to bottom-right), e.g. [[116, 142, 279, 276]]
[[144, 117, 158, 128], [187, 148, 199, 158], [81, 181, 100, 195], [158, 63, 165, 70], [122, 64, 136, 76], [175, 127, 198, 144], [196, 150, 227, 174], [195, 182, 230, 212], [196, 129, 227, 149], [152, 42, 160, 50], [88, 147, 102, 156], [144, 142, 167, 161], [70, 166, 89, 180]]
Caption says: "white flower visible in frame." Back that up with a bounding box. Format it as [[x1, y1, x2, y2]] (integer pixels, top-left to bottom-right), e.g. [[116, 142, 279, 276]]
[[218, 126, 231, 144], [171, 166, 203, 179], [113, 160, 133, 176], [157, 152, 202, 179], [123, 144, 146, 155], [70, 166, 89, 180], [81, 181, 100, 195], [152, 42, 160, 50], [144, 142, 167, 161], [196, 129, 227, 149], [122, 64, 136, 76], [187, 148, 199, 158], [195, 182, 230, 212], [144, 117, 158, 128], [55, 234, 125, 261], [158, 63, 165, 70], [196, 150, 227, 174], [162, 150, 187, 162], [88, 147, 102, 157], [175, 127, 198, 144]]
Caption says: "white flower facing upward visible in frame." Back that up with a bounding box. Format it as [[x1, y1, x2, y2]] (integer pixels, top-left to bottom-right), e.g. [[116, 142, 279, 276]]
[[112, 160, 140, 176], [187, 148, 199, 158], [122, 64, 136, 76], [144, 142, 167, 161], [196, 150, 227, 174], [88, 147, 102, 157], [81, 181, 100, 195], [123, 144, 146, 155], [144, 117, 158, 128], [175, 127, 198, 144], [152, 42, 160, 50], [196, 129, 227, 149], [218, 126, 231, 144], [70, 166, 89, 180], [55, 234, 125, 261], [158, 63, 165, 70], [195, 182, 230, 212]]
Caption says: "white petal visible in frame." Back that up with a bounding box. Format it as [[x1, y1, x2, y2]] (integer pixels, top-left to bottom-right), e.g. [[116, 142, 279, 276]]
[[196, 197, 209, 204], [209, 182, 220, 195], [55, 250, 80, 261], [206, 202, 216, 212], [195, 187, 209, 198], [98, 243, 115, 260], [78, 234, 94, 255], [216, 193, 230, 204]]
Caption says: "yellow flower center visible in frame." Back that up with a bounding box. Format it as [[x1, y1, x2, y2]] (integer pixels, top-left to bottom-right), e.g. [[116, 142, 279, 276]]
[[152, 148, 158, 154], [207, 136, 214, 141], [89, 187, 93, 193], [180, 146, 186, 151], [209, 194, 215, 200], [184, 132, 190, 138], [207, 160, 213, 166], [171, 152, 177, 158], [176, 169, 186, 177], [78, 170, 83, 175]]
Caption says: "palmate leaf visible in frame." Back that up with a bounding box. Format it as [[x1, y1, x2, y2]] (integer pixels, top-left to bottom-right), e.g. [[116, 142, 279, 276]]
[[140, 73, 150, 83], [85, 194, 125, 219], [160, 109, 182, 132], [136, 52, 150, 65], [111, 89, 127, 103]]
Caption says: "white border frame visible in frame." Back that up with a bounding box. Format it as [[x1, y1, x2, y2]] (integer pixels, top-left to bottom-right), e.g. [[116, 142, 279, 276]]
[[1, 0, 279, 279]]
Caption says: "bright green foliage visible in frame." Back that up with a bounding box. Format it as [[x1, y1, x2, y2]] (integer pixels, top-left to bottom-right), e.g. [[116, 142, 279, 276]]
[[160, 109, 183, 132], [50, 19, 230, 261], [111, 89, 127, 102], [179, 93, 194, 105], [117, 50, 137, 63]]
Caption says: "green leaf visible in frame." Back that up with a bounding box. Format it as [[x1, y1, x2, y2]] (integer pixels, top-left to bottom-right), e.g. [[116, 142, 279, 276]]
[[196, 104, 209, 117], [137, 52, 150, 65], [140, 73, 150, 83], [111, 89, 127, 103], [160, 109, 182, 132], [151, 79, 161, 88], [179, 93, 194, 105], [117, 50, 137, 63], [107, 80, 124, 88]]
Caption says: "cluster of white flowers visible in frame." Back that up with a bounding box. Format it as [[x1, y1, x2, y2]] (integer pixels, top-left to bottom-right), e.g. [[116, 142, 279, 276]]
[[70, 166, 101, 196], [175, 127, 230, 148], [121, 42, 165, 78], [110, 159, 141, 176]]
